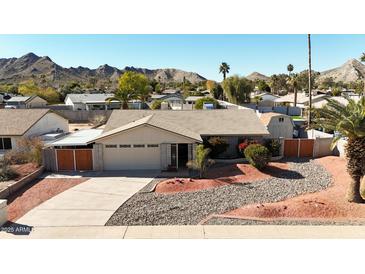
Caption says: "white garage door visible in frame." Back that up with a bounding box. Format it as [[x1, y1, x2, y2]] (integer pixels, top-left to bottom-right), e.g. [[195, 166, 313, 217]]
[[103, 144, 161, 170]]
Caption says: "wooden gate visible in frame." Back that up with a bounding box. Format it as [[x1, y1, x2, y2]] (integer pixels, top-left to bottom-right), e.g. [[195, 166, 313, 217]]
[[56, 149, 93, 171], [284, 139, 314, 158], [299, 139, 314, 157], [284, 139, 299, 157]]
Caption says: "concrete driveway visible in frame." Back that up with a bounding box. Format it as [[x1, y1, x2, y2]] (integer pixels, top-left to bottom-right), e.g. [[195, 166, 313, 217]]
[[16, 172, 157, 227]]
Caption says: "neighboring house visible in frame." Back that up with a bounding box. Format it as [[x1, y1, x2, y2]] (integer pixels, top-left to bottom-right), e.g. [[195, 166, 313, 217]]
[[47, 109, 269, 171], [150, 93, 184, 110], [64, 93, 121, 110], [161, 88, 181, 95], [0, 109, 69, 154], [185, 96, 205, 105], [5, 95, 47, 109], [251, 92, 279, 107], [274, 92, 327, 109], [259, 112, 294, 139]]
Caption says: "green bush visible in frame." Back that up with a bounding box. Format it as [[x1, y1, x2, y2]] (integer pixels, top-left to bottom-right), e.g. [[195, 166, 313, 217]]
[[0, 164, 18, 182], [151, 100, 163, 110], [194, 97, 218, 109], [204, 137, 229, 158], [264, 139, 281, 157], [244, 144, 271, 170]]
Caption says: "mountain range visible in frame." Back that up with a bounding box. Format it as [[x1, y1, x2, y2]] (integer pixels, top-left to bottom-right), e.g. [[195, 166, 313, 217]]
[[0, 53, 206, 89], [1, 53, 365, 90], [246, 59, 365, 83]]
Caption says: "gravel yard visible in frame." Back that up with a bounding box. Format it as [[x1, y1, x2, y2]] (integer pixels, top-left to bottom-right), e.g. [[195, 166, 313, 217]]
[[106, 159, 332, 226], [203, 217, 365, 226]]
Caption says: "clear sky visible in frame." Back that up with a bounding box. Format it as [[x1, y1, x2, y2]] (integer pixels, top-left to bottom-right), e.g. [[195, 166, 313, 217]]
[[0, 34, 364, 81]]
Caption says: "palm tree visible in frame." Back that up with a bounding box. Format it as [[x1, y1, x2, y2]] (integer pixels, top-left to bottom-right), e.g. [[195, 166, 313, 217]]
[[219, 62, 230, 81], [312, 96, 365, 203], [360, 53, 365, 96], [186, 144, 215, 178], [269, 74, 279, 95], [287, 73, 299, 107], [287, 64, 294, 76], [308, 34, 313, 126], [106, 89, 135, 109]]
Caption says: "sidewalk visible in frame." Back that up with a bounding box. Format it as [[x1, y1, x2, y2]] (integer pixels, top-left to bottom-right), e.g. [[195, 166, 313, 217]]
[[2, 225, 365, 239]]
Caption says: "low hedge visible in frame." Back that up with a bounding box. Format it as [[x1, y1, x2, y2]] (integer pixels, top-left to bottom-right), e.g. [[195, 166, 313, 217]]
[[244, 144, 271, 170]]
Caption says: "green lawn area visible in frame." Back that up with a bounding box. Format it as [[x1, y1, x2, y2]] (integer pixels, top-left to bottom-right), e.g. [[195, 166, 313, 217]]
[[291, 115, 304, 120]]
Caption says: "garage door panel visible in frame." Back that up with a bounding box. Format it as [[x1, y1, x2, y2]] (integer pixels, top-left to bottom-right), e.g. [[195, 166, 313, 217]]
[[103, 147, 161, 170]]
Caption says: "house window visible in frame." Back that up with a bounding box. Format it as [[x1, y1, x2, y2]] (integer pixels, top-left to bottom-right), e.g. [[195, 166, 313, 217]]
[[119, 144, 131, 148], [105, 144, 117, 148], [0, 138, 12, 150], [133, 144, 145, 148], [147, 144, 159, 148], [279, 117, 284, 122]]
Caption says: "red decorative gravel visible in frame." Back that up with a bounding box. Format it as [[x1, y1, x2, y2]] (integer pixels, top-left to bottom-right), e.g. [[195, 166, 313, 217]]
[[155, 162, 289, 194], [217, 156, 365, 222], [7, 177, 88, 222]]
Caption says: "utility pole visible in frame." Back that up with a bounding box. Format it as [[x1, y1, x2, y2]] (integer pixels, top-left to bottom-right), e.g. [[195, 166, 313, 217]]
[[308, 34, 312, 127]]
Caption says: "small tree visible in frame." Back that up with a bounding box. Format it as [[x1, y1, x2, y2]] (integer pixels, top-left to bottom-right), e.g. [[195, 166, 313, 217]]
[[187, 145, 214, 178], [151, 100, 163, 110]]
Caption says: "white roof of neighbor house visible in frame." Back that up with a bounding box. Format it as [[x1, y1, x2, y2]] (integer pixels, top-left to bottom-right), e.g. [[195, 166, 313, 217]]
[[102, 109, 270, 137], [312, 96, 350, 109], [217, 100, 250, 109], [65, 93, 117, 104], [151, 94, 183, 100], [274, 93, 327, 104], [49, 129, 103, 146], [93, 115, 202, 142], [162, 89, 180, 94], [185, 96, 205, 102]]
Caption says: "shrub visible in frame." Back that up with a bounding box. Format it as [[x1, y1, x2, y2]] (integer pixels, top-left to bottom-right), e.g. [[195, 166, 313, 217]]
[[0, 160, 18, 182], [238, 139, 258, 156], [194, 97, 219, 109], [89, 114, 107, 127], [264, 139, 281, 157], [244, 144, 271, 170], [204, 137, 229, 158], [6, 137, 43, 166], [151, 100, 163, 110]]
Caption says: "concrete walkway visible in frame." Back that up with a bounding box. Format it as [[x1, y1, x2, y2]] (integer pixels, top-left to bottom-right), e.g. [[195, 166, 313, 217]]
[[15, 173, 156, 227], [2, 225, 365, 239]]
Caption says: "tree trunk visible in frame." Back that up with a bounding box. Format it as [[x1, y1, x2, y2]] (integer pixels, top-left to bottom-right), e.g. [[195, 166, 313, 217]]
[[307, 34, 312, 126], [347, 177, 364, 203], [294, 87, 297, 107], [360, 176, 365, 200], [346, 137, 365, 203]]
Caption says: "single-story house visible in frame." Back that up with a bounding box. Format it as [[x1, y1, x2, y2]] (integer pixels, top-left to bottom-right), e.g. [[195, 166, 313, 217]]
[[0, 109, 69, 154], [5, 95, 47, 109], [150, 93, 184, 110], [259, 112, 294, 139], [312, 95, 361, 109], [274, 92, 327, 109], [251, 92, 279, 107], [185, 96, 205, 105], [46, 109, 269, 171], [64, 93, 121, 110], [161, 88, 181, 95]]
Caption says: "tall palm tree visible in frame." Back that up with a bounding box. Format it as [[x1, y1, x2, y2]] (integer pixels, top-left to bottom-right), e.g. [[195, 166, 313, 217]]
[[219, 62, 230, 81], [312, 97, 365, 203], [270, 74, 279, 95], [287, 64, 294, 76], [360, 53, 365, 96], [308, 34, 313, 126], [287, 73, 299, 107]]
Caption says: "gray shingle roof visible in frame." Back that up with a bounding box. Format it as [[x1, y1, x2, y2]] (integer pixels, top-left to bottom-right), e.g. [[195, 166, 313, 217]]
[[0, 109, 51, 136], [103, 109, 269, 137], [94, 115, 202, 142]]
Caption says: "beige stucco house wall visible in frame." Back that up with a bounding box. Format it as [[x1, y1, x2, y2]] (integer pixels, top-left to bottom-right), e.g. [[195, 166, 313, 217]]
[[96, 125, 199, 170]]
